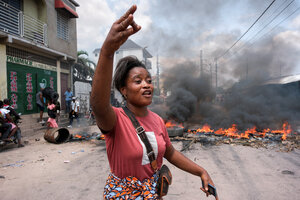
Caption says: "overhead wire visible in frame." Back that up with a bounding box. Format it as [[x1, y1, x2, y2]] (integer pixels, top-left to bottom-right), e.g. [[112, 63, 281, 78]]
[[216, 0, 277, 59], [233, 0, 291, 49], [228, 0, 296, 58], [235, 0, 290, 44], [217, 0, 299, 65], [258, 6, 300, 39]]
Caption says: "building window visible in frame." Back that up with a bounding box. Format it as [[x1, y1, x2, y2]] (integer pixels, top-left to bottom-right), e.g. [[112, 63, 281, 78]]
[[57, 10, 69, 40]]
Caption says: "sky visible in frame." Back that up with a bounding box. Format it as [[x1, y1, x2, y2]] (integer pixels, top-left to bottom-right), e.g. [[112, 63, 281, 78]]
[[75, 0, 300, 88]]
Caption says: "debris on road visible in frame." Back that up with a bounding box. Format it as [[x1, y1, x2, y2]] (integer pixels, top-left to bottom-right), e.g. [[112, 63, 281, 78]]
[[69, 132, 104, 141], [171, 131, 300, 152], [2, 160, 25, 168], [281, 170, 295, 175], [44, 128, 70, 144]]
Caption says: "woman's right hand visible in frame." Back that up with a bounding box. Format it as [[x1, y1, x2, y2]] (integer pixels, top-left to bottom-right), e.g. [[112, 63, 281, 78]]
[[101, 5, 141, 57]]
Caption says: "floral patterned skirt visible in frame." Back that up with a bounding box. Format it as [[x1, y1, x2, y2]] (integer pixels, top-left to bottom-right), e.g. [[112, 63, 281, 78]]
[[103, 173, 160, 199]]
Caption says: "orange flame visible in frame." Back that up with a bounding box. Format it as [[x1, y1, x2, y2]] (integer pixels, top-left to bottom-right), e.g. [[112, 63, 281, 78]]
[[197, 124, 214, 133], [271, 122, 292, 140], [187, 122, 292, 140], [100, 134, 105, 140], [165, 120, 184, 128]]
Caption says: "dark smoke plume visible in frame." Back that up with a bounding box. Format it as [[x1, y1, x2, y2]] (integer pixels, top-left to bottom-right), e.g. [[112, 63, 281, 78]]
[[162, 61, 215, 122], [139, 0, 300, 130], [161, 36, 300, 130]]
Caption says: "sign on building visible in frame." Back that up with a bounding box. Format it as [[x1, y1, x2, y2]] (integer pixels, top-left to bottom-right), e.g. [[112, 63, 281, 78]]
[[6, 56, 57, 114]]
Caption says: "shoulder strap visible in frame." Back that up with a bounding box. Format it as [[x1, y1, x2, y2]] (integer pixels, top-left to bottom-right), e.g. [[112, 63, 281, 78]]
[[122, 106, 158, 171]]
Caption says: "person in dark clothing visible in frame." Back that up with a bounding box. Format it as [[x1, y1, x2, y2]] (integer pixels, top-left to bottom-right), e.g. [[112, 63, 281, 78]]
[[68, 97, 80, 128], [0, 100, 24, 147], [55, 100, 61, 123], [36, 87, 45, 123], [0, 115, 12, 140], [3, 98, 21, 123]]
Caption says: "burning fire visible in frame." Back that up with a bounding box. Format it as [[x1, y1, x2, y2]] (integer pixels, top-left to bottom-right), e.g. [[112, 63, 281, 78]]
[[187, 122, 292, 140], [165, 120, 184, 128], [74, 134, 82, 139], [271, 122, 292, 140]]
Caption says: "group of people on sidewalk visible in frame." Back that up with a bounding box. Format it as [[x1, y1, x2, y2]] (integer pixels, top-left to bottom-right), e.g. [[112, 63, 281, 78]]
[[35, 87, 60, 128], [0, 87, 80, 148], [35, 87, 80, 129], [0, 99, 24, 147]]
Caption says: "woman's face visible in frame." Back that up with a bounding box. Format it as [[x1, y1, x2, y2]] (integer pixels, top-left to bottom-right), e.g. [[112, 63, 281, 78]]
[[121, 67, 153, 107]]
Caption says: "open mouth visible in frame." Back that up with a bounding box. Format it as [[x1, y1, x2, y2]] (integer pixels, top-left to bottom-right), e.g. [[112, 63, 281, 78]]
[[142, 90, 152, 97]]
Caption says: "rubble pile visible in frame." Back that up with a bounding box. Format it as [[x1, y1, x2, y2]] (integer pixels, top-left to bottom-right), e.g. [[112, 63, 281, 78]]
[[169, 122, 300, 152]]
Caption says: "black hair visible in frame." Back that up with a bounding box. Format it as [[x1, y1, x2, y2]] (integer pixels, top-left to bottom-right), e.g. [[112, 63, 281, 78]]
[[3, 98, 10, 105], [113, 56, 148, 93], [0, 100, 3, 108]]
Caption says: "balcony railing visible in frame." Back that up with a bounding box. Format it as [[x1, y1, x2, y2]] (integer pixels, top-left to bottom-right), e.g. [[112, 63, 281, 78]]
[[0, 0, 47, 46]]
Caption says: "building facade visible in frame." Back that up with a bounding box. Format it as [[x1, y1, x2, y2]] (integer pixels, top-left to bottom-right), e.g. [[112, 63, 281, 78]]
[[0, 0, 79, 114]]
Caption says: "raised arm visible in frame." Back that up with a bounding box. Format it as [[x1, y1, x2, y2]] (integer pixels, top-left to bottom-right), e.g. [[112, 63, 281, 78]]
[[91, 5, 141, 131]]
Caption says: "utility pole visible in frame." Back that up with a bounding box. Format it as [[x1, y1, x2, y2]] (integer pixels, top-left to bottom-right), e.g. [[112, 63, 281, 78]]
[[280, 63, 282, 77], [200, 50, 203, 77], [215, 58, 218, 90], [143, 46, 148, 68], [246, 57, 248, 80], [156, 54, 160, 95], [209, 64, 213, 88]]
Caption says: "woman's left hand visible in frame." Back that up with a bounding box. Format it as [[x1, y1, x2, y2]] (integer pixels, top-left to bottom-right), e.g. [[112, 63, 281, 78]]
[[164, 145, 219, 199], [200, 170, 219, 200]]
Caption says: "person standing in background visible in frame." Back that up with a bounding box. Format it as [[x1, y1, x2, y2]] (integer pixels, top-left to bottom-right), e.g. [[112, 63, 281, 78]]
[[68, 97, 80, 128], [55, 100, 61, 123], [36, 87, 45, 123], [64, 88, 73, 113]]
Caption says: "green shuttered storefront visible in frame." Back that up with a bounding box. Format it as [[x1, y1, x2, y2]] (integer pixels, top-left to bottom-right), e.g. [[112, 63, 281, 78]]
[[6, 56, 57, 115]]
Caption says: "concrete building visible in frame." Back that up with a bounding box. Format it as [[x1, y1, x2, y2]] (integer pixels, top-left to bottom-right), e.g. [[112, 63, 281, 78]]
[[0, 0, 79, 114], [93, 39, 152, 73], [93, 39, 153, 104]]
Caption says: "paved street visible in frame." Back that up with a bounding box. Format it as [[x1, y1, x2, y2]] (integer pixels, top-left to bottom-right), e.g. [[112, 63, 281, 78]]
[[0, 125, 299, 200]]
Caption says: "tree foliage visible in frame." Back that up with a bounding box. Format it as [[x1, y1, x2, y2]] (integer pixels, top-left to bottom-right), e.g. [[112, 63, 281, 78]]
[[73, 50, 96, 83]]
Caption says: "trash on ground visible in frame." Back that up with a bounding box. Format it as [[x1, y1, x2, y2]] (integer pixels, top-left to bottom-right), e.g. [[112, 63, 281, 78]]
[[281, 170, 295, 175], [3, 160, 25, 167], [69, 132, 105, 141]]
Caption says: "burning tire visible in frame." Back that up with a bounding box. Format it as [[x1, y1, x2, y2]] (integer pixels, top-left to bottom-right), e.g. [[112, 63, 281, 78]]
[[167, 126, 184, 137]]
